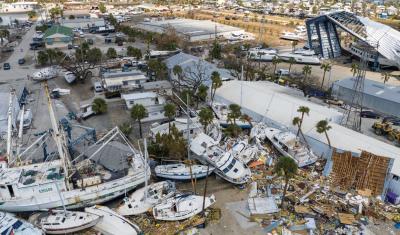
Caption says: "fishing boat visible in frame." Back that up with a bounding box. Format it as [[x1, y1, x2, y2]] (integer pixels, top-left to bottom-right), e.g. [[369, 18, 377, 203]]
[[190, 133, 251, 185], [29, 210, 100, 234], [248, 48, 278, 62], [211, 102, 252, 129], [264, 127, 319, 167], [0, 84, 149, 212], [155, 163, 214, 180], [85, 205, 142, 235], [117, 181, 176, 216], [278, 49, 321, 65], [152, 193, 215, 221], [0, 212, 43, 235]]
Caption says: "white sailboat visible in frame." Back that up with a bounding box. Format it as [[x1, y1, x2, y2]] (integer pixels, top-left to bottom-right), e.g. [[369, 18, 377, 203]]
[[190, 133, 251, 185], [155, 163, 214, 180], [117, 180, 177, 216], [264, 127, 319, 167], [152, 193, 215, 221], [85, 205, 142, 235], [0, 212, 43, 235], [29, 210, 100, 234], [0, 83, 149, 212]]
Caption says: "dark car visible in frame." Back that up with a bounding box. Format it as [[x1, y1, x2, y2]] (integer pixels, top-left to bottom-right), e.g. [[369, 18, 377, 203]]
[[67, 44, 73, 50], [3, 63, 10, 70], [383, 116, 400, 126], [18, 58, 26, 65], [360, 109, 380, 119]]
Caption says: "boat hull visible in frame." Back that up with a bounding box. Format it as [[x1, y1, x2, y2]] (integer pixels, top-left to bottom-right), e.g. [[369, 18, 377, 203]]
[[0, 170, 149, 212], [42, 217, 100, 235], [155, 170, 213, 180]]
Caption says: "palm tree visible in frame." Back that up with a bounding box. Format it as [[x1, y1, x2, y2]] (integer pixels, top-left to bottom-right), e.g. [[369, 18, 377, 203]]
[[198, 107, 214, 132], [131, 104, 147, 138], [271, 56, 281, 76], [164, 103, 176, 134], [302, 65, 312, 82], [228, 104, 241, 125], [274, 156, 298, 208], [0, 29, 10, 46], [296, 106, 310, 135], [351, 63, 359, 77], [316, 120, 332, 148], [320, 63, 331, 88], [92, 98, 107, 114], [381, 72, 391, 84], [196, 84, 209, 107], [210, 71, 222, 104], [173, 65, 183, 92], [288, 57, 296, 73]]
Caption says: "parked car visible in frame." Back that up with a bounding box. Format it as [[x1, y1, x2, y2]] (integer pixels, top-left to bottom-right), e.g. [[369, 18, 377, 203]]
[[67, 44, 73, 49], [383, 116, 400, 126], [1, 47, 14, 53], [18, 58, 26, 65], [360, 109, 380, 119], [324, 98, 344, 106], [3, 63, 10, 70]]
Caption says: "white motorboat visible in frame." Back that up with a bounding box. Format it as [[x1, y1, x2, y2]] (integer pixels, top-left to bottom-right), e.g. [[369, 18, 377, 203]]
[[0, 212, 43, 235], [32, 67, 58, 81], [248, 48, 278, 62], [264, 127, 319, 167], [225, 32, 255, 42], [155, 163, 214, 180], [117, 181, 177, 216], [278, 49, 321, 65], [85, 205, 141, 235], [206, 121, 223, 143], [236, 145, 263, 165], [280, 32, 305, 41], [211, 102, 252, 129], [152, 193, 215, 221], [190, 133, 251, 185], [63, 71, 76, 84], [250, 122, 269, 140], [29, 210, 100, 234]]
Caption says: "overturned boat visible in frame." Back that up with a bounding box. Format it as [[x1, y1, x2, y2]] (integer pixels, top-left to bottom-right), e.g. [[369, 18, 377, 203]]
[[0, 212, 43, 235], [117, 181, 177, 216], [190, 133, 251, 185], [264, 127, 319, 167], [153, 193, 215, 221], [155, 163, 214, 180]]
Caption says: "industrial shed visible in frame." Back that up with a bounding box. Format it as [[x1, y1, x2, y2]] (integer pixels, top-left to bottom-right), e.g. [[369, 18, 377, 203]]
[[332, 77, 400, 117]]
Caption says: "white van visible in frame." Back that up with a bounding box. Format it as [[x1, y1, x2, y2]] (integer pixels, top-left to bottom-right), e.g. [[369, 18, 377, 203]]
[[94, 82, 103, 92]]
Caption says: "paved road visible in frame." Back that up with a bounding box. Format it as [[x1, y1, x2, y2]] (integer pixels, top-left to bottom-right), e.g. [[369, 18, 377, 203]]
[[0, 24, 40, 83]]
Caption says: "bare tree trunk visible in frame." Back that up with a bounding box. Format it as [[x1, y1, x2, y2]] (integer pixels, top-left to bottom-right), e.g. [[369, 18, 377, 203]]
[[281, 177, 289, 208]]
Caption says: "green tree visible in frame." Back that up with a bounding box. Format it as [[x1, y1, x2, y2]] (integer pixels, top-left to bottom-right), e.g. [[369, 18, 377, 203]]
[[148, 59, 167, 80], [320, 63, 331, 88], [106, 47, 117, 59], [288, 57, 296, 73], [228, 104, 241, 125], [27, 10, 37, 19], [381, 72, 391, 84], [45, 49, 57, 65], [150, 125, 187, 160], [108, 14, 118, 27], [126, 46, 142, 61], [296, 106, 310, 136], [173, 65, 183, 92], [119, 122, 132, 137], [131, 104, 147, 138], [196, 84, 209, 107], [302, 65, 312, 82], [271, 56, 281, 76], [275, 156, 298, 208], [0, 29, 10, 45], [99, 2, 107, 14], [62, 45, 102, 81], [49, 7, 63, 21], [92, 98, 107, 114], [37, 51, 49, 66], [198, 107, 214, 132], [209, 41, 222, 60], [163, 103, 176, 134], [316, 120, 332, 148], [210, 71, 222, 103], [351, 63, 359, 77]]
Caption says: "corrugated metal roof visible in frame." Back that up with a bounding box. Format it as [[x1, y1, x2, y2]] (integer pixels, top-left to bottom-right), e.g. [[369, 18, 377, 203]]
[[333, 77, 400, 103]]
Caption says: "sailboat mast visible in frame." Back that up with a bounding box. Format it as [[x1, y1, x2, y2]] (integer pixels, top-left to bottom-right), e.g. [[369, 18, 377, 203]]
[[143, 138, 148, 200], [6, 89, 15, 164], [44, 82, 70, 189], [16, 105, 25, 156], [186, 95, 190, 160], [54, 181, 67, 214]]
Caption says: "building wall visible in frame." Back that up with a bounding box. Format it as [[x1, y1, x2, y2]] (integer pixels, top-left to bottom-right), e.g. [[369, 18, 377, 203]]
[[124, 97, 158, 109], [332, 84, 400, 117]]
